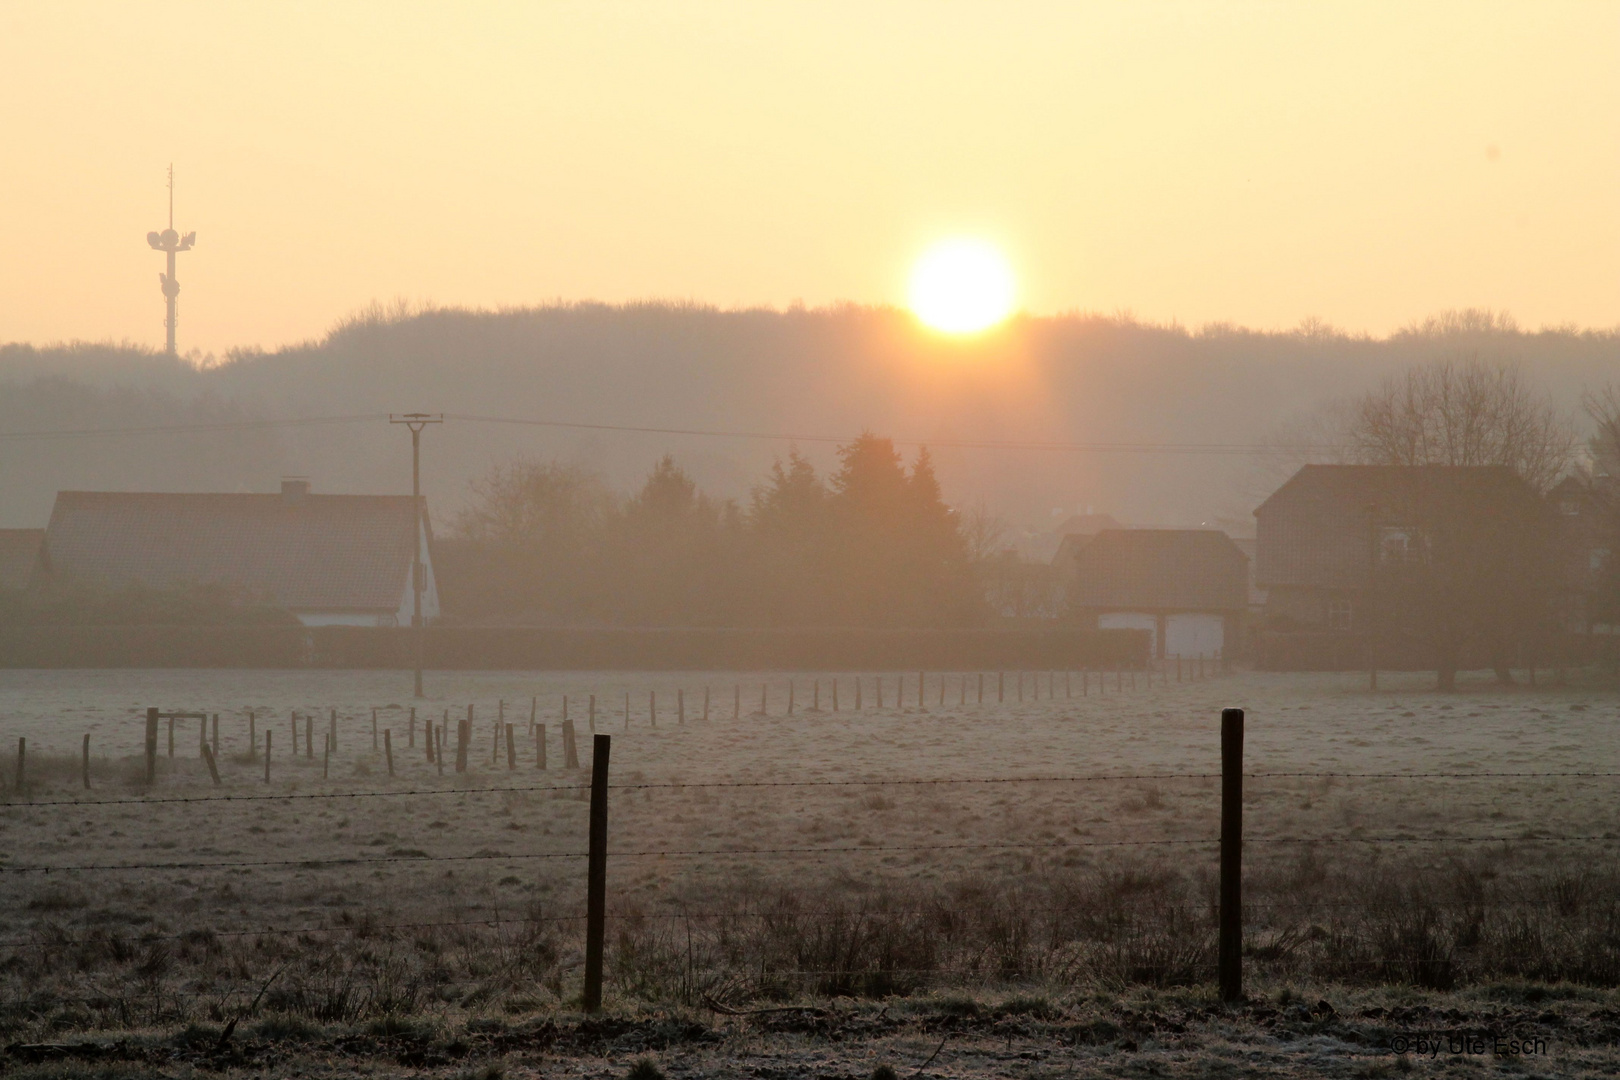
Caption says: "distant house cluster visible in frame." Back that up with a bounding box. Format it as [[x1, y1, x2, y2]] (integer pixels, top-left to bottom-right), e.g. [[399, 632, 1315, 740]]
[[2, 479, 438, 627], [1054, 464, 1614, 660]]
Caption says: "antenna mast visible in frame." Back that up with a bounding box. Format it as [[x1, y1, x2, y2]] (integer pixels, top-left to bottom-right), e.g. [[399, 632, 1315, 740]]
[[145, 164, 195, 356]]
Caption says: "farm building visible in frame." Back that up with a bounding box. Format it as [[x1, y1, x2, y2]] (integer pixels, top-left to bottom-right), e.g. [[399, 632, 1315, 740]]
[[1061, 529, 1249, 658], [1253, 464, 1547, 633], [33, 480, 439, 626], [1547, 473, 1615, 631], [0, 529, 44, 590]]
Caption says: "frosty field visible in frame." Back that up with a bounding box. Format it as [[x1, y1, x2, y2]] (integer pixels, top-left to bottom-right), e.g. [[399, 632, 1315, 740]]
[[2, 666, 1619, 1076]]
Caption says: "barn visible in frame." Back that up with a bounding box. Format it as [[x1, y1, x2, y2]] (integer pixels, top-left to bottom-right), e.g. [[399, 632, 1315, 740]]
[[1062, 529, 1249, 659], [34, 480, 439, 627]]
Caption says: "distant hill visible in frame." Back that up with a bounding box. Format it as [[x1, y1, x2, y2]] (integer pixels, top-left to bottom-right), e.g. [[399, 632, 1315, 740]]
[[3, 304, 1617, 533]]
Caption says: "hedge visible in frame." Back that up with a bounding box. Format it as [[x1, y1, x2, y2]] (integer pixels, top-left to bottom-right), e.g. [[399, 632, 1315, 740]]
[[0, 625, 1150, 671]]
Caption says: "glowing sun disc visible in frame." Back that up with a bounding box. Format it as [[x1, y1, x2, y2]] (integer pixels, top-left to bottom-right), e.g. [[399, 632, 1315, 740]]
[[908, 239, 1016, 333]]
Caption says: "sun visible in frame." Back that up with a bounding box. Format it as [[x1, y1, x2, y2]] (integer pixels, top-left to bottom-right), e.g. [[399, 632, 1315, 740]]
[[908, 239, 1016, 334]]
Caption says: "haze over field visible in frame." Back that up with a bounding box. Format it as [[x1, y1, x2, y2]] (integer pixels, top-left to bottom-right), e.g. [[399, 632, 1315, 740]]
[[4, 307, 1619, 535]]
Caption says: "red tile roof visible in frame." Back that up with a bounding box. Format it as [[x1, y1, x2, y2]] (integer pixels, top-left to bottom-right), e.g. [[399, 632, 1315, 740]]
[[1066, 529, 1249, 612], [41, 491, 425, 612], [0, 529, 43, 590], [1253, 465, 1543, 590]]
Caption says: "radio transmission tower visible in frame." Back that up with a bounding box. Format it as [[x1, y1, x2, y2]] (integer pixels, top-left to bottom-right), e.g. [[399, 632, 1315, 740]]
[[145, 165, 196, 355]]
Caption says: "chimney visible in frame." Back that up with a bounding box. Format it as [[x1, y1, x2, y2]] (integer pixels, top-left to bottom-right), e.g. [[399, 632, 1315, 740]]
[[281, 478, 310, 503]]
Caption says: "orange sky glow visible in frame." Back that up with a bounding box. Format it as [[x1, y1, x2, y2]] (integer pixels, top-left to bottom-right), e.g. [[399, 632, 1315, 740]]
[[2, 1, 1617, 355]]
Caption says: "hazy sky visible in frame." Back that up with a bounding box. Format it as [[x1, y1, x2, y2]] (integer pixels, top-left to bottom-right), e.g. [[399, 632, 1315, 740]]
[[3, 1, 1617, 355]]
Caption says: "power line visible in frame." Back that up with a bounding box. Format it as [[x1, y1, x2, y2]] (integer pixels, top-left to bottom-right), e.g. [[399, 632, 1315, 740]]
[[447, 411, 1328, 455], [0, 410, 1333, 456], [0, 414, 385, 442]]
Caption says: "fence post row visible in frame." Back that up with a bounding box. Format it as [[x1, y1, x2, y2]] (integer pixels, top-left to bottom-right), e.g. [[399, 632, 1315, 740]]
[[145, 707, 159, 785], [1219, 706, 1245, 1003], [582, 733, 612, 1012], [201, 742, 222, 787]]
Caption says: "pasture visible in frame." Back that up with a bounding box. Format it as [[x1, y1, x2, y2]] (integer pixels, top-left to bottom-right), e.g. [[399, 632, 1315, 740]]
[[1, 666, 1618, 1075]]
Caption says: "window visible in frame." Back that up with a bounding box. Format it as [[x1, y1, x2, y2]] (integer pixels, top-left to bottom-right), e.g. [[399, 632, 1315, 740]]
[[1379, 526, 1424, 564], [1326, 597, 1353, 631]]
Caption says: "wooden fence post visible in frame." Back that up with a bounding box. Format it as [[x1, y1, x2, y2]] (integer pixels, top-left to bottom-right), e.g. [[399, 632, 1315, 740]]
[[201, 743, 222, 787], [530, 696, 538, 735], [703, 685, 710, 721], [82, 733, 90, 790], [456, 710, 469, 773], [306, 714, 313, 759], [582, 733, 612, 1012], [409, 706, 416, 748], [650, 691, 657, 728], [372, 708, 379, 750], [505, 723, 516, 771], [537, 723, 547, 770], [264, 729, 272, 784], [146, 708, 159, 785], [168, 713, 175, 758], [564, 716, 580, 769], [212, 713, 220, 759], [678, 689, 685, 724], [330, 707, 337, 753], [589, 695, 597, 732], [435, 726, 445, 776], [385, 729, 395, 777], [787, 682, 795, 716], [1220, 707, 1245, 1003]]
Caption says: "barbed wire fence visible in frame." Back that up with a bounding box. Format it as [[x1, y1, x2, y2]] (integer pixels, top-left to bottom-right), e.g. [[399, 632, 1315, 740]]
[[3, 669, 1617, 1026]]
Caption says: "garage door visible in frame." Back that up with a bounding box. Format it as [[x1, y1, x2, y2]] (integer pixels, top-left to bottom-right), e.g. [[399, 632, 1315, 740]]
[[1098, 612, 1158, 657], [1165, 613, 1224, 658]]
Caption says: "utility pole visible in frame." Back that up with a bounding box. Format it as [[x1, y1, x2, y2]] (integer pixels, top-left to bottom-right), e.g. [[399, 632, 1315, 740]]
[[145, 165, 195, 355], [390, 414, 443, 698]]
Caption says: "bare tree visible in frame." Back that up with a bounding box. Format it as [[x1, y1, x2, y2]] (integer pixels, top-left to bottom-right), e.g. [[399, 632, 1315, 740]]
[[958, 502, 1008, 566], [1346, 354, 1575, 492], [1584, 385, 1620, 480]]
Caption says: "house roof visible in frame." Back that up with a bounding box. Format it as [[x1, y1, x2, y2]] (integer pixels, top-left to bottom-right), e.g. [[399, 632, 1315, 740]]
[[1253, 464, 1545, 590], [1066, 529, 1249, 612], [40, 491, 427, 612], [1049, 513, 1125, 567], [0, 529, 43, 590]]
